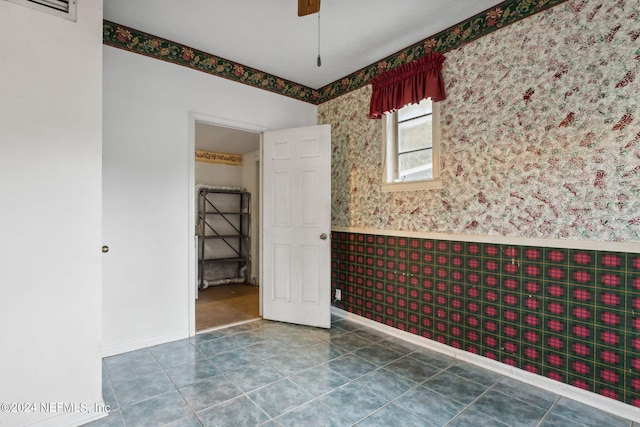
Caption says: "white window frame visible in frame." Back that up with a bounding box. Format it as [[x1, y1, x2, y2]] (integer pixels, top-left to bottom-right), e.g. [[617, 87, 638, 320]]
[[381, 99, 442, 192], [4, 0, 77, 21]]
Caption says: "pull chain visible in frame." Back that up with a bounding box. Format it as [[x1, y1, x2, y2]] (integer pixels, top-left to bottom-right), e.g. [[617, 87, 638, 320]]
[[317, 11, 321, 67]]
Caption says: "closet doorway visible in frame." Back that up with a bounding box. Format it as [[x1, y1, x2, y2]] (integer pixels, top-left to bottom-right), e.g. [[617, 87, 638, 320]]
[[194, 121, 261, 331]]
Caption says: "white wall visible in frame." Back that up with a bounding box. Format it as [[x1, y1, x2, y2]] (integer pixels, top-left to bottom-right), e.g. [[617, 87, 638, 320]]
[[195, 161, 243, 187], [0, 2, 104, 426], [102, 46, 317, 354]]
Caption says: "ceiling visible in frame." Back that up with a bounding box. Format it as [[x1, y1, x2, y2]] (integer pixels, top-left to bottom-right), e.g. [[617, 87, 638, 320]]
[[195, 122, 259, 155], [103, 0, 504, 89]]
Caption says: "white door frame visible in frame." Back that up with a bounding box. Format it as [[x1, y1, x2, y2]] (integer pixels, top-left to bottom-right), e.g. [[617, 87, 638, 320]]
[[187, 112, 268, 337]]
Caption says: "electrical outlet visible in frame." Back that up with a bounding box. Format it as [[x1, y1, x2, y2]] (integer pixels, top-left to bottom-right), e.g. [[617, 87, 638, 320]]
[[335, 289, 342, 301]]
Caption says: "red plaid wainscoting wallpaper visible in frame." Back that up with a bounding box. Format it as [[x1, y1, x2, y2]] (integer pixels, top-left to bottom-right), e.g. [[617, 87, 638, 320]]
[[331, 231, 640, 407]]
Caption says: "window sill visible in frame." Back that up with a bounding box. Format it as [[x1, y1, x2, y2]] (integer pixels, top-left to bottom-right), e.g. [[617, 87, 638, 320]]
[[381, 179, 443, 192]]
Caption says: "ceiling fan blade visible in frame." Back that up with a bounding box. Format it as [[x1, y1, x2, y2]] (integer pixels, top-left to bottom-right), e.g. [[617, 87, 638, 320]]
[[298, 0, 320, 16]]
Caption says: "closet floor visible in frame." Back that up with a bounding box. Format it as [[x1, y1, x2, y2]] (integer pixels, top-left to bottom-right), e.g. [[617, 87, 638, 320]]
[[196, 283, 260, 331]]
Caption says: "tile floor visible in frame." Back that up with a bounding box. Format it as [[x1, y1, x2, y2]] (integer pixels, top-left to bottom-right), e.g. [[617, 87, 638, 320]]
[[84, 317, 637, 427]]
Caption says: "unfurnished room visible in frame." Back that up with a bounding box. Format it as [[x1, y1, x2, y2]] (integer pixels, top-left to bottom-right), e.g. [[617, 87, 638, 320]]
[[1, 0, 640, 426]]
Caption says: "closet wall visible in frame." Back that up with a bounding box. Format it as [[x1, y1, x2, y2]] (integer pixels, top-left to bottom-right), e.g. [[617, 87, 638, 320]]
[[195, 148, 260, 285], [195, 160, 243, 187]]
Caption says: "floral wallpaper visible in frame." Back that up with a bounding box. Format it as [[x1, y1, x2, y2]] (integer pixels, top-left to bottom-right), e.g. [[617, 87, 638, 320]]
[[321, 0, 640, 242]]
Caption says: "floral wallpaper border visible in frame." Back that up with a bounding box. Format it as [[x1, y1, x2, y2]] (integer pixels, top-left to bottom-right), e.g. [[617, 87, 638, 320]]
[[195, 150, 243, 166], [315, 0, 569, 103], [102, 0, 569, 105], [102, 20, 320, 104]]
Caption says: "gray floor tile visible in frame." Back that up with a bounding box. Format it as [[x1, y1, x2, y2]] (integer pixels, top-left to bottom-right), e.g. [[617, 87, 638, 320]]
[[265, 351, 321, 375], [81, 410, 125, 427], [349, 328, 391, 342], [179, 375, 242, 412], [446, 362, 503, 386], [165, 359, 220, 388], [104, 349, 163, 384], [469, 389, 548, 427], [195, 332, 265, 355], [353, 343, 404, 366], [290, 364, 350, 396], [248, 378, 314, 418], [302, 341, 348, 363], [394, 385, 465, 426], [328, 326, 350, 337], [245, 339, 290, 359], [236, 327, 274, 342], [330, 320, 364, 332], [447, 407, 510, 427], [423, 370, 489, 404], [276, 331, 327, 348], [319, 383, 388, 423], [538, 411, 590, 427], [196, 395, 269, 427], [103, 348, 155, 370], [224, 361, 284, 392], [148, 338, 192, 353], [379, 336, 424, 354], [164, 413, 204, 427], [298, 325, 333, 341], [121, 390, 192, 427], [355, 403, 430, 427], [101, 367, 118, 411], [80, 319, 636, 427], [327, 354, 378, 380], [545, 397, 630, 427], [384, 355, 441, 382], [329, 333, 374, 352], [274, 400, 351, 427], [191, 329, 232, 345], [208, 346, 265, 371], [257, 321, 304, 337], [111, 370, 175, 406], [150, 340, 206, 369], [491, 377, 558, 411], [407, 349, 456, 369], [353, 368, 418, 401], [226, 321, 262, 332]]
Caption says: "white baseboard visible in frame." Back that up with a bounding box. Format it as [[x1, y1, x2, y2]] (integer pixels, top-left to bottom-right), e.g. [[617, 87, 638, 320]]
[[101, 330, 190, 358], [25, 401, 108, 427], [331, 307, 640, 423]]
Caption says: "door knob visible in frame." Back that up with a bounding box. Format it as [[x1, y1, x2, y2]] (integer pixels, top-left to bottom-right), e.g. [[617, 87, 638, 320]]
[[320, 233, 327, 240], [102, 245, 109, 253]]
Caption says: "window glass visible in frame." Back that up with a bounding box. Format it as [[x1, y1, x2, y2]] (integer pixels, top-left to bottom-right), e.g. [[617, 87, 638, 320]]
[[382, 98, 441, 192], [398, 99, 432, 121], [398, 114, 433, 153], [398, 150, 433, 180]]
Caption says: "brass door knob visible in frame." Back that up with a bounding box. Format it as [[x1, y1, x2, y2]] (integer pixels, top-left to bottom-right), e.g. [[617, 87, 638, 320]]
[[102, 245, 109, 253]]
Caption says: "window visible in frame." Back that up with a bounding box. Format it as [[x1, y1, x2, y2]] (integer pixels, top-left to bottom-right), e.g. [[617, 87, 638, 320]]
[[4, 0, 77, 21], [382, 98, 442, 192]]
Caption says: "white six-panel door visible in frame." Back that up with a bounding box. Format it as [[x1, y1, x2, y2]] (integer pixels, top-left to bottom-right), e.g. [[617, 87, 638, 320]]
[[262, 124, 331, 328]]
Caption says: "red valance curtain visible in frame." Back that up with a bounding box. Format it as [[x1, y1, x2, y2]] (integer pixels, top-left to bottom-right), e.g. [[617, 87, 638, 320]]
[[368, 52, 446, 119]]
